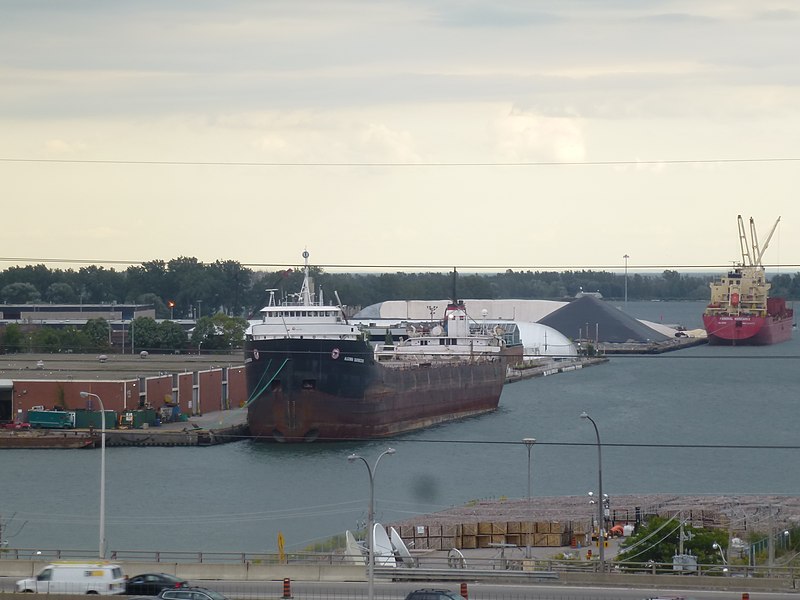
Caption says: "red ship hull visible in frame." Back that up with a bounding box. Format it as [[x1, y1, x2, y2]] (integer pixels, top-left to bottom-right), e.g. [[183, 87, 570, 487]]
[[702, 313, 794, 345]]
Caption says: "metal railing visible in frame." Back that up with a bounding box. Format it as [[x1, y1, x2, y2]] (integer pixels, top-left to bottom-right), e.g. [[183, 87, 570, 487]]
[[2, 547, 798, 580]]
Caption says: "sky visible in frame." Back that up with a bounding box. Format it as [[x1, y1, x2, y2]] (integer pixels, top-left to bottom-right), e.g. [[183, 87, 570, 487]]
[[1, 0, 799, 274]]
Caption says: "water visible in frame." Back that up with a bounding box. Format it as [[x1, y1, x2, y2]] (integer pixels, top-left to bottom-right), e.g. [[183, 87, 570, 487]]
[[1, 301, 798, 554]]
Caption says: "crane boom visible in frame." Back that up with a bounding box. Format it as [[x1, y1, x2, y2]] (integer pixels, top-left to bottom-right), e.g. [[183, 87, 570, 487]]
[[754, 216, 781, 266], [737, 215, 752, 266]]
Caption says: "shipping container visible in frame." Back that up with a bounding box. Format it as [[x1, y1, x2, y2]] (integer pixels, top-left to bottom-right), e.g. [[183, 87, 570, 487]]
[[27, 410, 73, 429]]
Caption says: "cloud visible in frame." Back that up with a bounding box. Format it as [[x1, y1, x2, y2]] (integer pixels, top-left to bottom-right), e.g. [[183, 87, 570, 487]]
[[44, 139, 85, 154], [492, 107, 586, 162]]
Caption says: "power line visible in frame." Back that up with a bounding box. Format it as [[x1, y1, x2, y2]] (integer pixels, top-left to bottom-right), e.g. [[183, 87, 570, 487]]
[[2, 157, 800, 167], [1, 256, 799, 270], [241, 433, 800, 449]]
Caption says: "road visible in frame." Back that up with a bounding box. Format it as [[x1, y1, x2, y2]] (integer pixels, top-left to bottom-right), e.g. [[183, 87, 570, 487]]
[[2, 577, 797, 599]]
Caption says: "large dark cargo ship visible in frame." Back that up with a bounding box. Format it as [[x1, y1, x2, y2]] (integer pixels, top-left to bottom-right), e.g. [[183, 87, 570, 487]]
[[703, 215, 794, 345], [244, 252, 522, 442]]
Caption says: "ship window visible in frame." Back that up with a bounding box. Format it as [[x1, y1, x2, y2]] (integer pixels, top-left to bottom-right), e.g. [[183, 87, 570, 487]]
[[302, 379, 316, 390], [439, 339, 446, 345]]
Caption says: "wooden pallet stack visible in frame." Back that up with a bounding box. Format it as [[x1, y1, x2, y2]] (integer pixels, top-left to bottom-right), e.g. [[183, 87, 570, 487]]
[[397, 520, 580, 550]]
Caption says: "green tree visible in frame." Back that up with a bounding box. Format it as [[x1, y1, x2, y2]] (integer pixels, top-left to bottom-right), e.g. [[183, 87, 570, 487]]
[[46, 282, 78, 303], [1, 323, 25, 353], [83, 318, 111, 350], [59, 327, 92, 352], [190, 313, 246, 352], [157, 320, 188, 352], [213, 313, 248, 350], [209, 260, 252, 316], [191, 316, 217, 352], [31, 327, 61, 352], [76, 265, 124, 302], [617, 516, 727, 564], [1, 282, 42, 303], [168, 256, 209, 317], [131, 316, 160, 351]]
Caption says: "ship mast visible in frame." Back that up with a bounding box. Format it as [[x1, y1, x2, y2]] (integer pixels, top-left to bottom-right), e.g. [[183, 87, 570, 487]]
[[299, 249, 312, 306]]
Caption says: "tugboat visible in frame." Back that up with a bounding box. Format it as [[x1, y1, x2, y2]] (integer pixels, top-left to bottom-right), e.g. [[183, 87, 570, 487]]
[[702, 215, 793, 345], [243, 251, 522, 442]]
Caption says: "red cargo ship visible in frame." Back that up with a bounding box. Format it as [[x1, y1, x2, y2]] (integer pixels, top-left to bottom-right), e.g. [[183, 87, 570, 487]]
[[703, 216, 794, 345]]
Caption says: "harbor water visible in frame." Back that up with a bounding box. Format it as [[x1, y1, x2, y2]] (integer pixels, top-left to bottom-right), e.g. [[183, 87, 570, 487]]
[[1, 301, 798, 554]]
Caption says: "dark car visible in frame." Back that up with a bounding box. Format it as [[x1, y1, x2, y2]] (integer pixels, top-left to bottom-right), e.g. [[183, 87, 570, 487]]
[[158, 587, 230, 600], [404, 590, 463, 600], [125, 573, 189, 596]]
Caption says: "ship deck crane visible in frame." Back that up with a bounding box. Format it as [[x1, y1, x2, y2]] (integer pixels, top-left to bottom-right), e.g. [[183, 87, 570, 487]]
[[737, 214, 781, 268]]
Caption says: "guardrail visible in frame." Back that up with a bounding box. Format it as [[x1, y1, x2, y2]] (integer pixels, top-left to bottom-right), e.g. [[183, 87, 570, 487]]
[[375, 566, 559, 582], [2, 548, 797, 581]]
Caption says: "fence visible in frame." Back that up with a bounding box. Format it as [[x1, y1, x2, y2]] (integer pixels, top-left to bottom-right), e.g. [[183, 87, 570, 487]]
[[2, 547, 798, 580]]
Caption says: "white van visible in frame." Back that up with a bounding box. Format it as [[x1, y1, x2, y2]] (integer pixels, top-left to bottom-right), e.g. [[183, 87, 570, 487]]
[[16, 562, 126, 595]]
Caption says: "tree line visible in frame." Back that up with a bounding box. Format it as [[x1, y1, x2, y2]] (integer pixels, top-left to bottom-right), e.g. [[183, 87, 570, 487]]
[[0, 313, 247, 355], [1, 258, 799, 319]]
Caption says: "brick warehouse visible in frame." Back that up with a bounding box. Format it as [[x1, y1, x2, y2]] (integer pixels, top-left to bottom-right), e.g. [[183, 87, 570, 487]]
[[0, 353, 246, 425]]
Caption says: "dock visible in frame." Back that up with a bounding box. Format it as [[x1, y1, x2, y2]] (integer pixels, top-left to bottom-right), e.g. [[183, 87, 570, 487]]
[[0, 409, 248, 449], [102, 408, 248, 446]]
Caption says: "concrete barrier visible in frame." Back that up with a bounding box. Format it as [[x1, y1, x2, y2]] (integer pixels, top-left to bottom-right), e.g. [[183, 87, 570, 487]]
[[0, 560, 366, 584], [0, 561, 39, 578], [557, 571, 796, 592]]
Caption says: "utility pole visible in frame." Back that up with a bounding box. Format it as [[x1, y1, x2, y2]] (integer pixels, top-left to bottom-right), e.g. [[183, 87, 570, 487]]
[[768, 509, 775, 573]]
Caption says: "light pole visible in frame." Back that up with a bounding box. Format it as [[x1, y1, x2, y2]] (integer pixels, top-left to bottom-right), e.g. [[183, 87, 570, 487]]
[[523, 438, 536, 559], [623, 254, 630, 306], [197, 300, 202, 320], [80, 391, 107, 558], [348, 448, 396, 600], [426, 305, 438, 323], [712, 541, 728, 565], [581, 411, 605, 571]]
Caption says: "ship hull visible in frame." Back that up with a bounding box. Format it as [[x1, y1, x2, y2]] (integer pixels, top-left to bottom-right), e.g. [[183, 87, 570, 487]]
[[244, 338, 511, 442], [702, 313, 794, 345]]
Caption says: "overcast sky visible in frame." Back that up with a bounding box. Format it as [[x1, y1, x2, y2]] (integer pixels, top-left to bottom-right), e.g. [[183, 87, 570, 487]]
[[2, 1, 799, 273]]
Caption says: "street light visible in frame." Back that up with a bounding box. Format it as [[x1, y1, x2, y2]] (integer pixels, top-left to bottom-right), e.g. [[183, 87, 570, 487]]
[[581, 411, 605, 571], [522, 438, 536, 559], [80, 391, 107, 558], [623, 254, 630, 306], [712, 541, 728, 565], [348, 448, 396, 600]]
